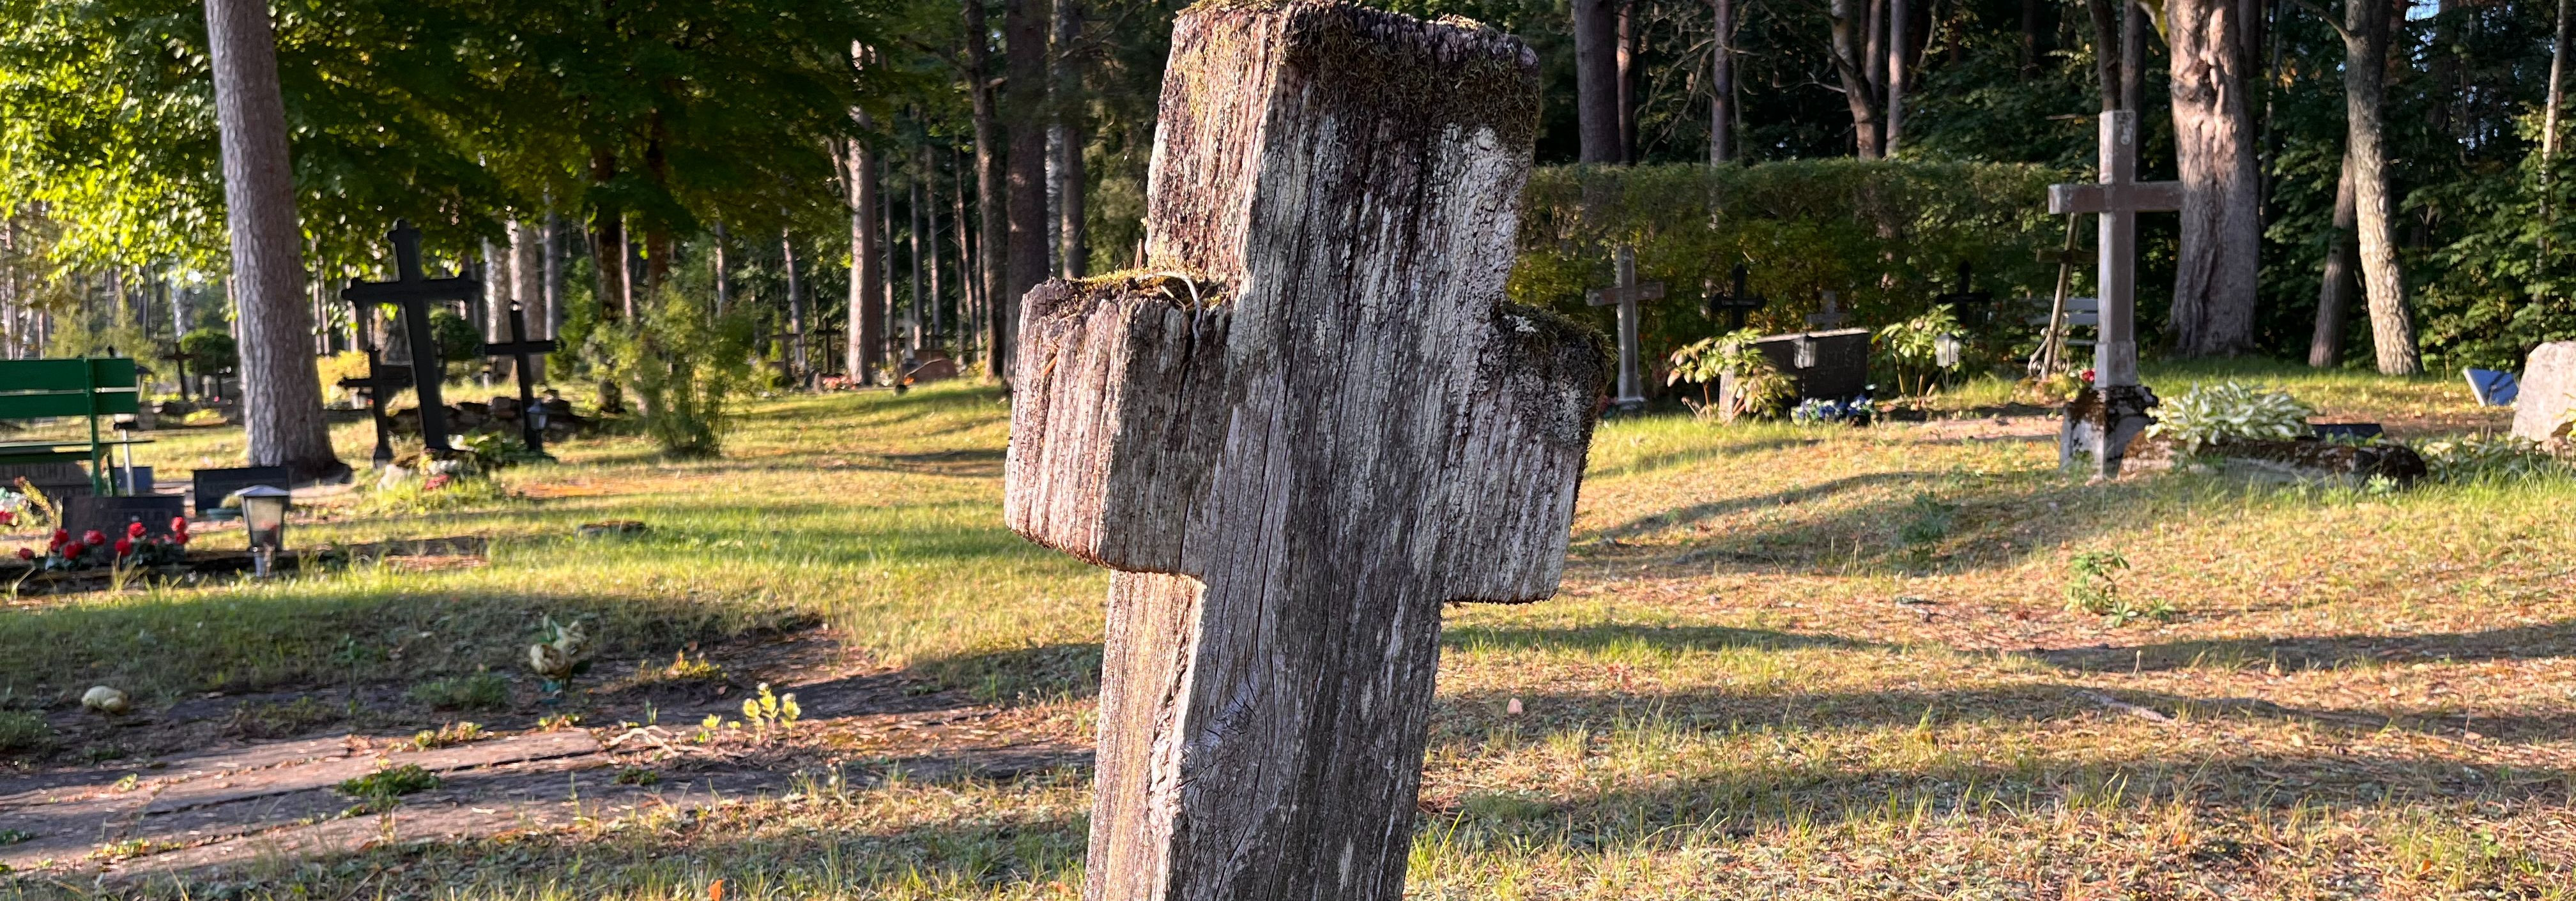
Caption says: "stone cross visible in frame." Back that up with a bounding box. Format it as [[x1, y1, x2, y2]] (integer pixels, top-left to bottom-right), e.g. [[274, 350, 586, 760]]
[[1002, 5, 1605, 900], [1587, 245, 1664, 409], [484, 303, 560, 456], [2047, 110, 2181, 476], [1701, 263, 1767, 331], [342, 221, 475, 454], [1807, 291, 1850, 329]]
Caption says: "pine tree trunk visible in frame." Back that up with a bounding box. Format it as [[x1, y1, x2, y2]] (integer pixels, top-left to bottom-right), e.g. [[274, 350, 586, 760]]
[[203, 0, 344, 480], [2163, 0, 2262, 356], [1004, 0, 1050, 370], [967, 0, 1010, 379], [924, 144, 947, 342], [785, 230, 810, 378], [848, 130, 886, 382], [1828, 0, 1884, 158], [2345, 0, 2419, 374], [1572, 0, 1623, 163], [1885, 0, 1906, 155], [1710, 0, 1734, 163], [2087, 0, 2119, 111], [1617, 0, 1638, 162], [2310, 155, 2358, 367]]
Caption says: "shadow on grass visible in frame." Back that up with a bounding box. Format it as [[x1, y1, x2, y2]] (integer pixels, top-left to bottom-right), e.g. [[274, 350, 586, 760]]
[[1597, 471, 1943, 540], [1593, 435, 1822, 480], [1440, 622, 1874, 656], [2023, 619, 2576, 674]]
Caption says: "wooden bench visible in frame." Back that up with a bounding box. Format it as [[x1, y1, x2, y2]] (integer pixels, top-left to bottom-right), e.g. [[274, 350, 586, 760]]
[[0, 358, 151, 495]]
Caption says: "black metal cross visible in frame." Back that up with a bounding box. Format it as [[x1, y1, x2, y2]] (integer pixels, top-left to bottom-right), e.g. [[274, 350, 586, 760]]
[[1935, 261, 1993, 323], [1700, 264, 1768, 331], [337, 329, 413, 469], [162, 343, 197, 403], [484, 302, 560, 456], [341, 220, 475, 453]]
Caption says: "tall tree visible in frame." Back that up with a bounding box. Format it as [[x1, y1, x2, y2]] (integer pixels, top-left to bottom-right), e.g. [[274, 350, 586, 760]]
[[1885, 0, 1907, 155], [967, 0, 1010, 378], [1709, 0, 1735, 163], [1572, 0, 1623, 162], [2310, 155, 2358, 367], [1828, 0, 1884, 158], [2341, 0, 2418, 373], [1054, 0, 1089, 278], [849, 129, 886, 381], [1004, 0, 1049, 376], [203, 0, 342, 480], [2163, 0, 2262, 356]]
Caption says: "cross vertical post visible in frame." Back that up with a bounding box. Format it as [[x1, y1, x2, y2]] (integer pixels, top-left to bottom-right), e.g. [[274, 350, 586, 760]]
[[336, 322, 410, 469], [1003, 5, 1605, 899], [2046, 110, 2183, 476], [341, 222, 479, 455], [1588, 245, 1664, 410], [484, 303, 560, 457], [1701, 263, 1767, 331]]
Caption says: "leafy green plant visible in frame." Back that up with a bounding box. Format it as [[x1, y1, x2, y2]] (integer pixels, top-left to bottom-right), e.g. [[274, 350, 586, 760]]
[[178, 328, 237, 373], [1875, 304, 1965, 404], [405, 721, 489, 751], [740, 682, 802, 735], [606, 287, 756, 458], [2416, 434, 2572, 483], [2145, 382, 2317, 453], [1666, 329, 1791, 420], [2064, 550, 2172, 625], [339, 764, 440, 813], [1896, 493, 1957, 548], [408, 671, 511, 711]]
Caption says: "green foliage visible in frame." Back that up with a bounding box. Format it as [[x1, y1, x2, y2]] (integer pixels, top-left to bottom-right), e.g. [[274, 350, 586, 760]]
[[2064, 550, 2171, 625], [1666, 328, 1790, 419], [608, 287, 756, 459], [2145, 382, 2318, 453], [739, 682, 802, 735], [178, 328, 236, 373], [427, 310, 482, 365], [2416, 434, 2574, 483], [338, 764, 440, 812], [407, 671, 510, 712], [0, 710, 49, 753], [1876, 304, 1965, 404], [1512, 162, 2063, 398]]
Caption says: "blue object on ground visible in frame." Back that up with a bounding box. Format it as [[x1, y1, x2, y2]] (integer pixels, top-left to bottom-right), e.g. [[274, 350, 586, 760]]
[[2464, 368, 2519, 406]]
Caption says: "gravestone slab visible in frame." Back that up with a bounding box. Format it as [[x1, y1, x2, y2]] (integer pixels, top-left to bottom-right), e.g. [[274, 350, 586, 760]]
[[2510, 342, 2575, 444], [1719, 328, 1871, 405], [192, 466, 292, 516], [66, 494, 187, 539], [0, 463, 95, 501]]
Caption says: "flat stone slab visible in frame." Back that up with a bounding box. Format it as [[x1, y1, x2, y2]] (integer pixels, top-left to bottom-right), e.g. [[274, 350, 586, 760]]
[[2510, 342, 2575, 444]]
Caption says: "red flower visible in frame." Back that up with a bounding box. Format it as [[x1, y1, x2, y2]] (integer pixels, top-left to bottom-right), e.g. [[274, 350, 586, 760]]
[[50, 529, 70, 548], [112, 538, 133, 557], [61, 542, 82, 558], [13, 548, 30, 561], [127, 522, 148, 539], [171, 517, 189, 534], [171, 532, 190, 546], [0, 510, 13, 526], [82, 529, 106, 547], [2080, 368, 2097, 384]]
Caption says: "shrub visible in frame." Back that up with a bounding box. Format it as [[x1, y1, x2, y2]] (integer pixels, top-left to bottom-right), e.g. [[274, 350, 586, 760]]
[[2416, 434, 2573, 483], [0, 711, 50, 753], [2145, 382, 2316, 453], [178, 328, 237, 372], [1876, 304, 1965, 404], [1666, 329, 1791, 420], [608, 287, 756, 459]]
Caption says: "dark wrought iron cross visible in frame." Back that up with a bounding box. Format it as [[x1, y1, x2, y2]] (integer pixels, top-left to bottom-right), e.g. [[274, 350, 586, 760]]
[[335, 323, 412, 469], [341, 220, 475, 453], [1935, 261, 1993, 321], [484, 302, 560, 456], [1586, 244, 1664, 409], [1701, 263, 1767, 331]]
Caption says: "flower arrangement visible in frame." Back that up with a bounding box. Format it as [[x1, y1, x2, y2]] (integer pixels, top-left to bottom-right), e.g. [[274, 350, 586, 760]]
[[13, 519, 190, 571], [1793, 395, 1876, 427]]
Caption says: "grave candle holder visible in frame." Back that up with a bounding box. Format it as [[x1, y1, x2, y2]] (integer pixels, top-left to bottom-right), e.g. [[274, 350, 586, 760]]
[[236, 485, 293, 553]]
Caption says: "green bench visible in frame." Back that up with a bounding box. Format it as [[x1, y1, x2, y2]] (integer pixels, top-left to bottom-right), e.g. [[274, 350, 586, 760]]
[[0, 357, 151, 495]]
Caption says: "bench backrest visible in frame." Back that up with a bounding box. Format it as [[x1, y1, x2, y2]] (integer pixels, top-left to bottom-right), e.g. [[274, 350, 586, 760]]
[[0, 358, 142, 420]]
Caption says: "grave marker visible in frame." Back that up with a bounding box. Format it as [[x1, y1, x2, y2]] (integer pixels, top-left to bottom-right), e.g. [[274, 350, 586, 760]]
[[1003, 6, 1604, 899], [1936, 261, 1993, 324], [1588, 245, 1664, 409], [483, 302, 560, 456], [337, 328, 413, 469], [341, 221, 475, 454], [1807, 291, 1850, 329], [1701, 264, 1767, 330], [2048, 110, 2182, 476]]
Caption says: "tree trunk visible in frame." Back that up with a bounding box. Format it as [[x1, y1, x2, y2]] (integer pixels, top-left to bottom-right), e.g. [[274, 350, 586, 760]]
[[710, 221, 730, 315], [510, 219, 546, 381], [2163, 0, 2261, 356], [2310, 154, 2358, 368], [967, 0, 1011, 378], [785, 229, 809, 378], [1572, 0, 1623, 163], [954, 145, 982, 364], [1885, 0, 1907, 155], [1710, 0, 1735, 163], [910, 172, 927, 347], [2344, 0, 2418, 374], [2545, 0, 2570, 204], [1617, 0, 1638, 162], [2122, 0, 2145, 112], [1828, 0, 1884, 158], [588, 153, 629, 326], [924, 144, 947, 344], [203, 0, 344, 480], [848, 131, 885, 382], [2087, 0, 2120, 111]]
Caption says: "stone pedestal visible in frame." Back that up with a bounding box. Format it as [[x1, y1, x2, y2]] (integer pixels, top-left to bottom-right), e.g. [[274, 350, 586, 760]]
[[2510, 342, 2575, 445], [2062, 384, 2159, 478]]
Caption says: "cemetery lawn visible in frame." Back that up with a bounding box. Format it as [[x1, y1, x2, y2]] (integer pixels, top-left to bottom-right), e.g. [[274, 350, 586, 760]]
[[3, 360, 2572, 898]]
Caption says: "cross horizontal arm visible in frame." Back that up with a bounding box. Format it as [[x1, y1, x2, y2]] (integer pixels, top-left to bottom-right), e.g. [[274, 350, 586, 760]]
[[341, 276, 480, 305], [2047, 181, 2184, 215], [486, 340, 560, 356]]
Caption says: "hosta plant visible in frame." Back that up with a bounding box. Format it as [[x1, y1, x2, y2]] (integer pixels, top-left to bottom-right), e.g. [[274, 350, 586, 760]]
[[2145, 382, 2315, 453]]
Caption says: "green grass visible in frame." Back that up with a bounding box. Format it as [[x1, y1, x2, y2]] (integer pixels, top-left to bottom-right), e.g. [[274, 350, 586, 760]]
[[5, 367, 2574, 899]]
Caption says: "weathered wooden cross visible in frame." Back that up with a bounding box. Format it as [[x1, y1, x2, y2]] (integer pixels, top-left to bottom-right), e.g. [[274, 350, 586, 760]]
[[1003, 4, 1606, 899], [1807, 291, 1851, 329], [1701, 263, 1768, 331], [335, 329, 411, 469], [2046, 110, 2181, 476], [1588, 244, 1664, 409], [342, 221, 473, 454], [484, 302, 560, 456]]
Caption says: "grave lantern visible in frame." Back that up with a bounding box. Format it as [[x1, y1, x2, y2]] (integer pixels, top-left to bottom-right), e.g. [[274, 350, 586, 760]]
[[236, 485, 293, 552], [1935, 333, 1964, 369]]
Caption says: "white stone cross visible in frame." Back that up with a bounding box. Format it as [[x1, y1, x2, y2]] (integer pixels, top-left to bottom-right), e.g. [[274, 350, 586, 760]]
[[2047, 110, 2181, 388], [1587, 245, 1663, 409]]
